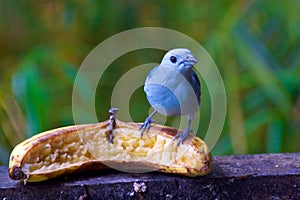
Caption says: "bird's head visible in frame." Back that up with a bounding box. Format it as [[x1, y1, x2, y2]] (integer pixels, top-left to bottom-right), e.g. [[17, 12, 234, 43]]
[[160, 48, 198, 71]]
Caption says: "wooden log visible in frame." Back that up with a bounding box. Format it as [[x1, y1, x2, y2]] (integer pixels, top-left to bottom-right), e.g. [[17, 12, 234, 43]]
[[1, 153, 299, 199]]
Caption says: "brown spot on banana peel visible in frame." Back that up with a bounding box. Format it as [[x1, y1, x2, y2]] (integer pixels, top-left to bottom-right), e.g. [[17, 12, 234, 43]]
[[9, 166, 28, 180], [9, 120, 211, 182]]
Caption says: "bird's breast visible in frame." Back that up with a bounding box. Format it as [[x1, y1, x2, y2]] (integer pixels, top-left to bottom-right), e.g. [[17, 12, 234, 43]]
[[144, 66, 199, 116]]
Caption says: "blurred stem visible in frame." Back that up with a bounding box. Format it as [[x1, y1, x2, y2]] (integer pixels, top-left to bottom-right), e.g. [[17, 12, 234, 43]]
[[0, 95, 27, 146], [234, 24, 292, 119], [205, 0, 252, 55], [224, 61, 247, 154], [204, 1, 252, 154], [266, 120, 282, 153]]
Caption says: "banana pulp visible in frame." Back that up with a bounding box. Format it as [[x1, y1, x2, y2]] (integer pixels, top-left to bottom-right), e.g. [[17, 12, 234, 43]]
[[9, 120, 211, 182]]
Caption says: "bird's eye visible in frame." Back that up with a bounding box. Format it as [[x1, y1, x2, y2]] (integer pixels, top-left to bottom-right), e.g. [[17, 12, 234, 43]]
[[170, 56, 177, 63]]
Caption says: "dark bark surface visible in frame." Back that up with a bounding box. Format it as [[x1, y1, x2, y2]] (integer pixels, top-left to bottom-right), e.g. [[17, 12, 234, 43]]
[[1, 153, 299, 200]]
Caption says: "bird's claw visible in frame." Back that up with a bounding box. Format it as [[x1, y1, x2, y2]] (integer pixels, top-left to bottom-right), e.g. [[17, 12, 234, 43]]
[[139, 117, 153, 138], [174, 128, 191, 146]]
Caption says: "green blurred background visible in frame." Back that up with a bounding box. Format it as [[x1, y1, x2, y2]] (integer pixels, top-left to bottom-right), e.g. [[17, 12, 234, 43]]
[[1, 0, 300, 165]]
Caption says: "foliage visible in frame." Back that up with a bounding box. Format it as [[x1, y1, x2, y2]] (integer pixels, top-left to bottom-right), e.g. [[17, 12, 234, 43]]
[[0, 0, 299, 165]]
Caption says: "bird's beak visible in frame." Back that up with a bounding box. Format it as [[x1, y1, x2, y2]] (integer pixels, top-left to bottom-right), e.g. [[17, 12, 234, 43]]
[[185, 55, 198, 66]]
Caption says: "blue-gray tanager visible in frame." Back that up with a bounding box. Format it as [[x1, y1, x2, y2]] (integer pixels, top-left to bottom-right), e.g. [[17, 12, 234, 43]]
[[140, 48, 200, 145]]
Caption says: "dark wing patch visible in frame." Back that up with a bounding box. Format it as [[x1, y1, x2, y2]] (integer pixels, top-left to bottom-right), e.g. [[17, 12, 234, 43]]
[[191, 70, 201, 104]]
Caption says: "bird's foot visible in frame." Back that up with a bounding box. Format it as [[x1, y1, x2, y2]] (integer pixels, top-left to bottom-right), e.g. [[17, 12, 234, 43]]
[[139, 117, 153, 138], [174, 128, 191, 146]]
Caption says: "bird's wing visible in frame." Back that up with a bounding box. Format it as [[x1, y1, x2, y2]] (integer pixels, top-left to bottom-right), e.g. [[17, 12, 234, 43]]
[[191, 70, 201, 104]]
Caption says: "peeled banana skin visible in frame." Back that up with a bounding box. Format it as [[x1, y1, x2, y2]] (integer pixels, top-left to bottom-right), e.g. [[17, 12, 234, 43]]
[[9, 120, 211, 182]]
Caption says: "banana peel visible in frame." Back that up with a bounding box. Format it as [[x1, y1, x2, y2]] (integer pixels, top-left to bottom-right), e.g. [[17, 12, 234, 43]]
[[9, 120, 211, 182]]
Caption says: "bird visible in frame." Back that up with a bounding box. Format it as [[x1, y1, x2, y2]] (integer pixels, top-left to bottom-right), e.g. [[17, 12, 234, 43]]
[[139, 48, 201, 145]]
